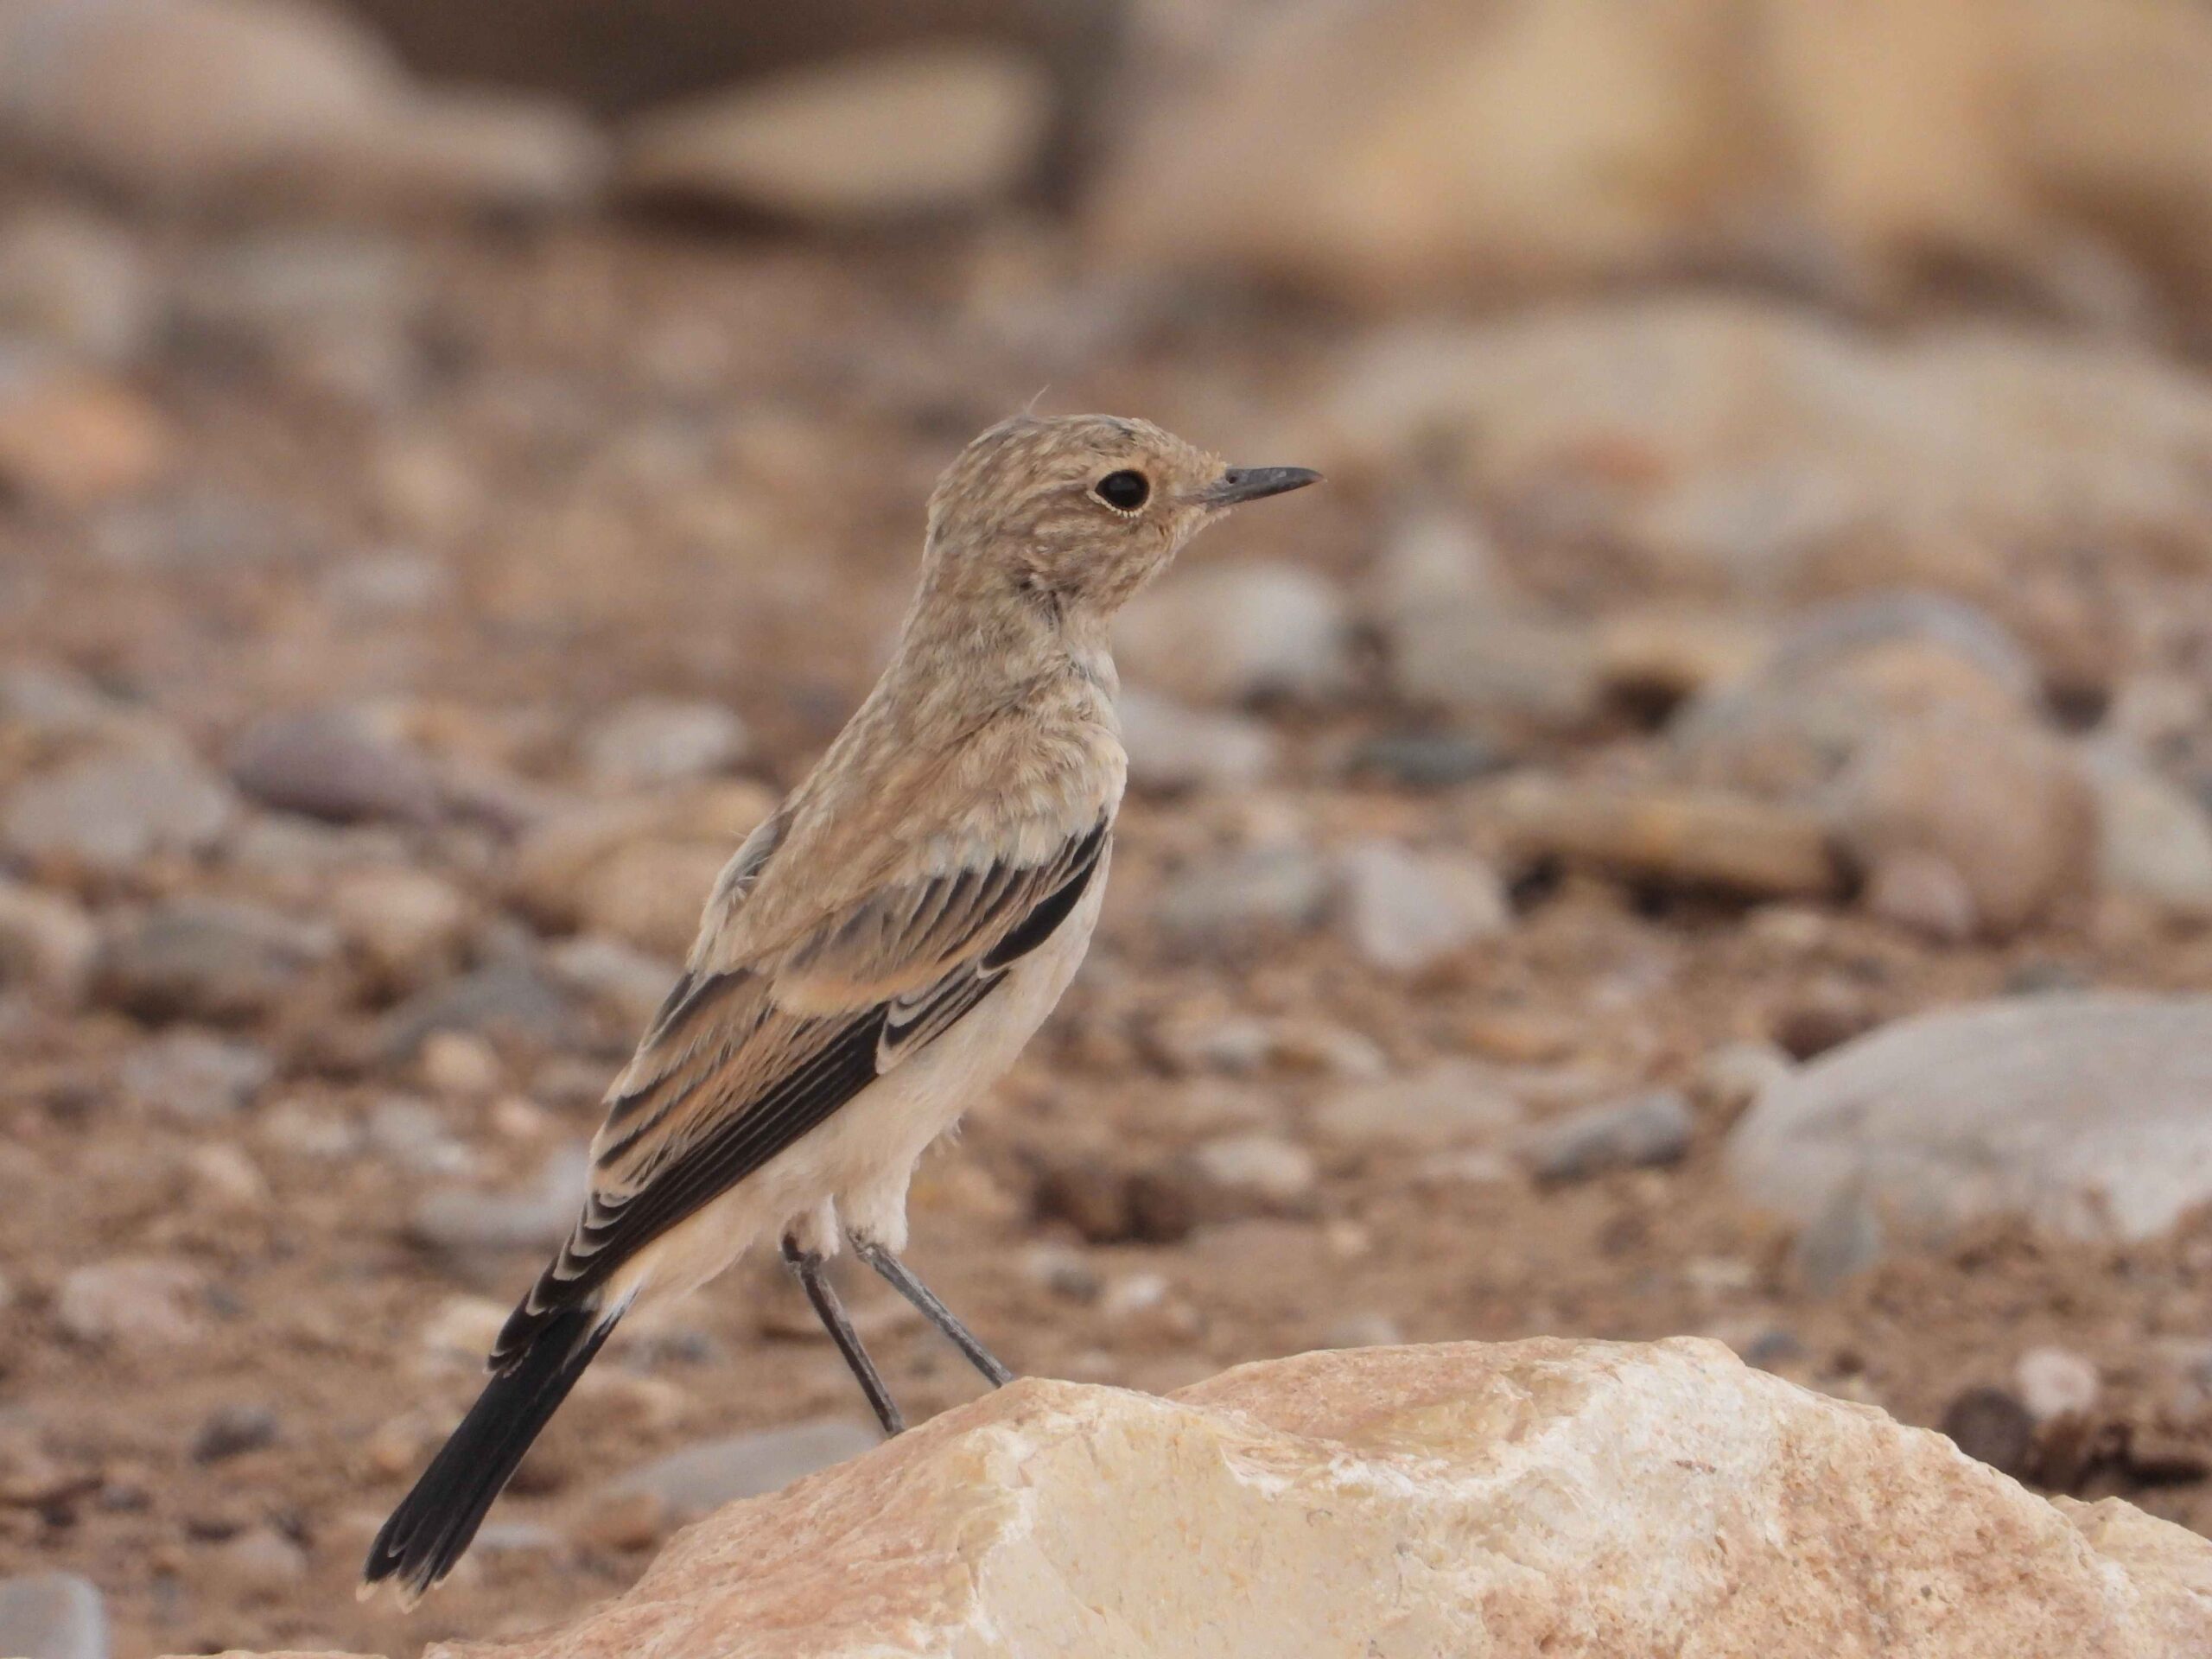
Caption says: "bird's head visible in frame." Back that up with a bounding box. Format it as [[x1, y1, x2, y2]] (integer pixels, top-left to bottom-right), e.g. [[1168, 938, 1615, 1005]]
[[922, 413, 1319, 618]]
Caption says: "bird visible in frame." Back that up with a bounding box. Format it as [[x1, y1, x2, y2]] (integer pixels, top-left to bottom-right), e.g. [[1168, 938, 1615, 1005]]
[[360, 412, 1319, 1605]]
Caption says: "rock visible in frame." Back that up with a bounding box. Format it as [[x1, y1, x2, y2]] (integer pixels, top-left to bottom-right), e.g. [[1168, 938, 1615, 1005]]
[[1520, 1089, 1694, 1182], [1344, 731, 1508, 790], [2017, 1348, 2101, 1425], [1728, 992, 2212, 1248], [377, 960, 575, 1058], [1334, 840, 1509, 972], [603, 1419, 880, 1524], [1303, 300, 2212, 592], [1860, 849, 1979, 944], [418, 1029, 504, 1099], [1116, 687, 1275, 793], [0, 357, 173, 506], [545, 933, 681, 1032], [619, 47, 1053, 222], [1673, 593, 2037, 800], [1390, 604, 1605, 733], [93, 898, 333, 1023], [1690, 1039, 1795, 1122], [1154, 844, 1331, 949], [227, 707, 440, 826], [387, 1340, 2212, 1657], [365, 1096, 474, 1178], [0, 0, 603, 215], [0, 880, 96, 1001], [192, 1402, 279, 1463], [409, 1143, 588, 1253], [214, 1524, 308, 1593], [54, 1258, 206, 1347], [325, 864, 469, 988], [183, 1143, 270, 1211], [1942, 1385, 2037, 1484], [506, 780, 777, 957], [1, 743, 236, 874], [1313, 1060, 1524, 1152], [0, 1571, 105, 1659], [0, 207, 153, 364], [118, 1027, 273, 1122], [2084, 741, 2212, 922], [580, 697, 749, 788], [1179, 1131, 1318, 1217], [1493, 777, 1842, 899], [1116, 563, 1351, 706], [1831, 709, 2094, 940]]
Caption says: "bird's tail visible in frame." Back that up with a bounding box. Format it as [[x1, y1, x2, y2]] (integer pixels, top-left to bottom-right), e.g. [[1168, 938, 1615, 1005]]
[[361, 1301, 620, 1606]]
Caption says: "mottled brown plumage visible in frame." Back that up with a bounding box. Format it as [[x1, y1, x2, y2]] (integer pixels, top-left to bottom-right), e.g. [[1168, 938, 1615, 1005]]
[[363, 412, 1318, 1605]]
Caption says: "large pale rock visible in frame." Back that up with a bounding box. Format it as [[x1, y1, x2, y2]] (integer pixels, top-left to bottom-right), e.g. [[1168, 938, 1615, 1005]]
[[398, 1339, 2212, 1657], [0, 0, 604, 214], [619, 48, 1053, 221], [1304, 299, 2212, 592], [1728, 992, 2212, 1247], [1095, 0, 2212, 318]]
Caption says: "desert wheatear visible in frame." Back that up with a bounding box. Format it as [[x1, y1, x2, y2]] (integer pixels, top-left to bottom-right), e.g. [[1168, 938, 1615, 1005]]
[[361, 413, 1318, 1602]]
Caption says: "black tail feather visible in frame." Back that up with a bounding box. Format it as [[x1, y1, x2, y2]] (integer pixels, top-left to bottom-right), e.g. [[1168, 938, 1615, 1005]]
[[362, 1303, 617, 1604]]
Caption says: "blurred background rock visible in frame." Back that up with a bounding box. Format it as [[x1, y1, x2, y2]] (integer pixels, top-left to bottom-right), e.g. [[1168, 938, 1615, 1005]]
[[3, 2, 2212, 1656]]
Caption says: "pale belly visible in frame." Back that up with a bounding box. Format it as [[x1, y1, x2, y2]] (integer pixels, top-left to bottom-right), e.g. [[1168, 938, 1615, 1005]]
[[612, 846, 1109, 1307]]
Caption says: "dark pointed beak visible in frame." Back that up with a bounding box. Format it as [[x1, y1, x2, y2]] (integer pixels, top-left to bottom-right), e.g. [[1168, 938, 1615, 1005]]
[[1198, 465, 1322, 507]]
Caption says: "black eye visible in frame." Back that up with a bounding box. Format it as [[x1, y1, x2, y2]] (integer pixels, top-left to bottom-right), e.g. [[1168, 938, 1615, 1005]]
[[1093, 470, 1150, 512]]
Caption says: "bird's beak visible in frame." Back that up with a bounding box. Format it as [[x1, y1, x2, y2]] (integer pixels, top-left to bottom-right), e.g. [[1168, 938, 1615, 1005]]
[[1198, 466, 1323, 507]]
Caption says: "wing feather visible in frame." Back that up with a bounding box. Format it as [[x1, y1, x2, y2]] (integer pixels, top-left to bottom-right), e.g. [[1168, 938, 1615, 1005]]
[[494, 814, 1109, 1363]]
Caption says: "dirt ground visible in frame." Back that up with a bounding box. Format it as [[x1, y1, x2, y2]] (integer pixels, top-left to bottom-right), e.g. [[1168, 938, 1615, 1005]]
[[3, 213, 2211, 1659]]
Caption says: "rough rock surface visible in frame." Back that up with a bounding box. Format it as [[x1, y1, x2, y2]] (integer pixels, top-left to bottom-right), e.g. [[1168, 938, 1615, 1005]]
[[348, 1339, 2212, 1658], [1728, 992, 2212, 1246]]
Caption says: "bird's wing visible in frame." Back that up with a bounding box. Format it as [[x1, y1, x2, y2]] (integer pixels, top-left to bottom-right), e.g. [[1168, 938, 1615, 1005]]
[[497, 811, 1108, 1359]]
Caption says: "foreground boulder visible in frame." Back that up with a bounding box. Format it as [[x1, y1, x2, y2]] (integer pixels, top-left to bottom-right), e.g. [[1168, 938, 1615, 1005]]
[[274, 1338, 2212, 1656]]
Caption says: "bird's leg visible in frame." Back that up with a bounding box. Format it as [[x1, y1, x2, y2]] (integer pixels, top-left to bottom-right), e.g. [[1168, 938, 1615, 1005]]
[[779, 1236, 905, 1436], [849, 1236, 1014, 1387]]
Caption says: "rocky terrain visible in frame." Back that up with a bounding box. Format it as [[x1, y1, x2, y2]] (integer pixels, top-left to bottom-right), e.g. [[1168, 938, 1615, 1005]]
[[3, 1, 2212, 1656]]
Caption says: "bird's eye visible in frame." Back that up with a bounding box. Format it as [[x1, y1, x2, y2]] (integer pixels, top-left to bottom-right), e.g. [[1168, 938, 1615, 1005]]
[[1093, 470, 1150, 512]]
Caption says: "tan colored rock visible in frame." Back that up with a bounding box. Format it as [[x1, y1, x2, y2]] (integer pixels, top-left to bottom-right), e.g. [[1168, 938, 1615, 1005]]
[[1095, 0, 2212, 318], [1493, 776, 1842, 899], [0, 0, 603, 215], [507, 780, 776, 957], [0, 362, 174, 506], [619, 48, 1053, 222], [1830, 708, 2095, 939], [365, 1338, 2212, 1658]]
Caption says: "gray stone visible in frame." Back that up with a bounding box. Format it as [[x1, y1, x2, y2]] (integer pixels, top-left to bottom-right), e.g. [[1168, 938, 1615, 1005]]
[[581, 696, 750, 787], [1346, 731, 1509, 790], [1116, 563, 1351, 706], [118, 1028, 273, 1122], [1520, 1090, 1694, 1182], [1391, 603, 1604, 732], [191, 1402, 279, 1463], [2085, 741, 2212, 921], [227, 706, 440, 825], [604, 1419, 880, 1521], [1727, 992, 2212, 1248], [410, 1143, 589, 1253], [1155, 844, 1331, 947], [0, 880, 96, 1001], [1314, 1061, 1525, 1152], [365, 1096, 474, 1179], [1335, 840, 1509, 973], [377, 961, 574, 1058], [1117, 687, 1276, 792], [546, 934, 681, 1032], [93, 898, 333, 1023], [1186, 1131, 1318, 1211], [54, 1258, 205, 1347], [1, 744, 235, 872], [2015, 1347, 2099, 1423], [0, 1572, 105, 1659]]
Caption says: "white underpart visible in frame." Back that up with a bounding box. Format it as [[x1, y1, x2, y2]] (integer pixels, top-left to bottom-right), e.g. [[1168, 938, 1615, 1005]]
[[602, 847, 1109, 1310]]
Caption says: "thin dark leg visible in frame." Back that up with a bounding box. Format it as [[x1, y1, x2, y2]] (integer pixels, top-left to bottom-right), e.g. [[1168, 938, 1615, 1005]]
[[851, 1237, 1014, 1387], [780, 1236, 905, 1436]]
